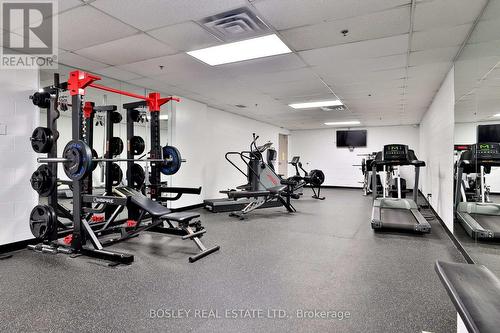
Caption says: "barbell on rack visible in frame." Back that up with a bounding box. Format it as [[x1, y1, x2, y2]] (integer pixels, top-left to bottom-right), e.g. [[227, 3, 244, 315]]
[[37, 140, 185, 180]]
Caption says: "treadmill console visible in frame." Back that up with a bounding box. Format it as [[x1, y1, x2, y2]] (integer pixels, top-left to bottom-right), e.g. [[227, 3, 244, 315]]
[[383, 144, 409, 162], [473, 143, 500, 162]]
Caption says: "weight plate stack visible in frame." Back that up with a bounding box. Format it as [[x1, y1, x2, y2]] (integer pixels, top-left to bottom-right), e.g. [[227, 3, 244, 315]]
[[29, 205, 56, 240], [30, 127, 54, 153], [30, 164, 55, 196]]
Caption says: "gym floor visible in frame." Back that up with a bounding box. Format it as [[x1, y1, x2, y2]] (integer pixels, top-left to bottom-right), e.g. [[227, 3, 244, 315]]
[[0, 188, 465, 333]]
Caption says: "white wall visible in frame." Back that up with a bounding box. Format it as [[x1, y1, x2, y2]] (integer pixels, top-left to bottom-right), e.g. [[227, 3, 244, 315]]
[[0, 70, 39, 245], [288, 126, 420, 188], [419, 68, 455, 231], [455, 121, 500, 192], [170, 100, 288, 208]]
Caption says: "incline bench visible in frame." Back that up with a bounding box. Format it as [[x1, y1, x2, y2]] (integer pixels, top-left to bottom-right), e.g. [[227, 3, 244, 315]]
[[435, 261, 500, 333], [115, 187, 220, 262]]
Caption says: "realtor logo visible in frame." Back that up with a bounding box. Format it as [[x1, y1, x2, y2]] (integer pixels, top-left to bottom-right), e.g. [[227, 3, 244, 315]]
[[1, 0, 57, 68]]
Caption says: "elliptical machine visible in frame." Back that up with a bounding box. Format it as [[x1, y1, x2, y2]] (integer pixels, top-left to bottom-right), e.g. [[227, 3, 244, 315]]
[[288, 156, 325, 200]]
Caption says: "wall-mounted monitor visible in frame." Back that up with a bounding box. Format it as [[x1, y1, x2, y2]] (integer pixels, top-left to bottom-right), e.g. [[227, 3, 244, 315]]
[[336, 130, 367, 147], [477, 124, 500, 143]]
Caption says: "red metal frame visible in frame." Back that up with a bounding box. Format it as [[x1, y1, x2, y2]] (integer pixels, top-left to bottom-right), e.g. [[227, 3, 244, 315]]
[[83, 101, 94, 119], [68, 70, 180, 111]]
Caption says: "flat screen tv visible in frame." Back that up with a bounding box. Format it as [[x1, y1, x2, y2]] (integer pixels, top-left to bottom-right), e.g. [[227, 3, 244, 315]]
[[477, 124, 500, 143], [336, 130, 367, 147]]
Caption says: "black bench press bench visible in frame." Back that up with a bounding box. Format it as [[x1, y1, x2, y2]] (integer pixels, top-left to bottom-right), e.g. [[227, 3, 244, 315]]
[[115, 187, 220, 262]]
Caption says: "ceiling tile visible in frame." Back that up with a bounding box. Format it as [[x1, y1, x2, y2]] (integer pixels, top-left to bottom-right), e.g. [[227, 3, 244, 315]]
[[414, 0, 487, 31], [91, 0, 247, 31], [409, 46, 459, 66], [96, 66, 144, 81], [58, 6, 138, 51], [412, 24, 472, 51], [252, 0, 410, 30], [75, 34, 177, 65], [216, 53, 306, 76], [57, 51, 108, 71], [148, 21, 221, 52], [468, 18, 500, 44], [280, 7, 410, 51], [299, 34, 409, 66], [120, 53, 215, 78]]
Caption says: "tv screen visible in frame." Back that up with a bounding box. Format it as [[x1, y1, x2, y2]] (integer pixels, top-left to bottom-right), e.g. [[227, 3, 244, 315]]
[[336, 130, 367, 147], [477, 124, 500, 143]]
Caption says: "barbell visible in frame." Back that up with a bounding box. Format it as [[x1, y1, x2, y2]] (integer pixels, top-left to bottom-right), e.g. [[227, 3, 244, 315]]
[[37, 140, 184, 180]]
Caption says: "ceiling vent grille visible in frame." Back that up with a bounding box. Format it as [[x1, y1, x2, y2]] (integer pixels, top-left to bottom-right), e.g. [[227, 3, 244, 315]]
[[199, 7, 270, 42]]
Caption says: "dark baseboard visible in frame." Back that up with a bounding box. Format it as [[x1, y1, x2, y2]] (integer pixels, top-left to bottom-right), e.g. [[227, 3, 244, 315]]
[[418, 190, 475, 264], [0, 238, 37, 255]]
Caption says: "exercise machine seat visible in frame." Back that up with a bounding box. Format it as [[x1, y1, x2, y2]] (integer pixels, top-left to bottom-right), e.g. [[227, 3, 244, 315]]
[[160, 212, 200, 223], [435, 261, 500, 333]]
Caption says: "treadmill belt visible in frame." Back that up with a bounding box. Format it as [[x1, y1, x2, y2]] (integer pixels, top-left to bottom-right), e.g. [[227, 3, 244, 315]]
[[381, 208, 414, 224], [470, 214, 500, 232]]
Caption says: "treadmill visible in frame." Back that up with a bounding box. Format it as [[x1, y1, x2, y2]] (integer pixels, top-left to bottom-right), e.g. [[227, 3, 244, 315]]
[[371, 144, 431, 233], [455, 143, 500, 239]]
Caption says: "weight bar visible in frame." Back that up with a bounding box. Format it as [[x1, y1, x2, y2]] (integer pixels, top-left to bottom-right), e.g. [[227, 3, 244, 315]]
[[37, 140, 185, 180], [38, 156, 180, 163]]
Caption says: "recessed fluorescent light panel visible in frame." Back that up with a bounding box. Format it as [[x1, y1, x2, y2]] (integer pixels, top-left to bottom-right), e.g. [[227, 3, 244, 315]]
[[324, 121, 360, 126], [186, 34, 291, 66], [289, 100, 343, 109]]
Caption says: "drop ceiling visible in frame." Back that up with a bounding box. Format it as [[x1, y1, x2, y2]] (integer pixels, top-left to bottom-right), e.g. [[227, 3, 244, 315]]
[[7, 0, 490, 129]]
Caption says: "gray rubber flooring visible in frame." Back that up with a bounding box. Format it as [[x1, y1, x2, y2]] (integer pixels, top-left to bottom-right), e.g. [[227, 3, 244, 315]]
[[0, 188, 465, 333]]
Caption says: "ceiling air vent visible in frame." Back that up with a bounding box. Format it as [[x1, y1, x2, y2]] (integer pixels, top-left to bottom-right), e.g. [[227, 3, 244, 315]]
[[321, 105, 346, 112], [199, 7, 270, 42]]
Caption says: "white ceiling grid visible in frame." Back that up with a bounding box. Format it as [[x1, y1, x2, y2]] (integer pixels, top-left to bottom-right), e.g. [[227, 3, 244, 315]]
[[11, 0, 488, 129]]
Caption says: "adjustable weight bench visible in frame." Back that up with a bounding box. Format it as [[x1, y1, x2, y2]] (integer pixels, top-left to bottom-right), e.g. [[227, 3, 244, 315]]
[[115, 187, 220, 262], [435, 261, 500, 333]]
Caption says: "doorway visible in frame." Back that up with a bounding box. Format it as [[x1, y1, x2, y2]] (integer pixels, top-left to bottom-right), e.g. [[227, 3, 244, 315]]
[[278, 134, 288, 176]]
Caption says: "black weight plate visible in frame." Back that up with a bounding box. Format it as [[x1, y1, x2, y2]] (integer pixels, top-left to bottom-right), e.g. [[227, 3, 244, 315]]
[[29, 205, 56, 240], [62, 140, 92, 181], [109, 137, 124, 156], [111, 111, 122, 124], [131, 163, 145, 189], [130, 109, 141, 122], [110, 163, 123, 186], [30, 164, 55, 197], [161, 145, 182, 175], [130, 136, 145, 155], [31, 91, 51, 108], [30, 127, 54, 153]]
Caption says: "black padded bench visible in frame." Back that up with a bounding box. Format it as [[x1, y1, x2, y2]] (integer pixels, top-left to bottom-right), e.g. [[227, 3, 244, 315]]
[[115, 186, 220, 262], [435, 261, 500, 333]]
